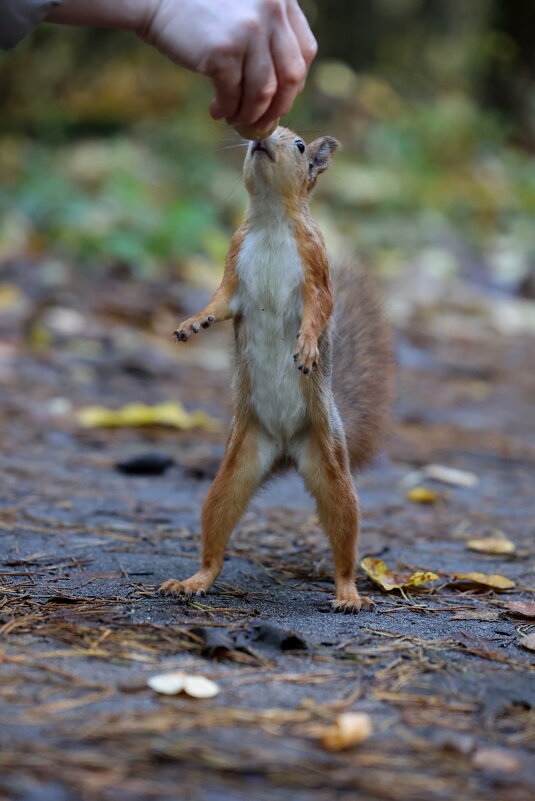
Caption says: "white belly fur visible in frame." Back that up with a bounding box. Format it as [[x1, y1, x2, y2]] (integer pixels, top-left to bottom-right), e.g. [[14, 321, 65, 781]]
[[231, 205, 306, 442]]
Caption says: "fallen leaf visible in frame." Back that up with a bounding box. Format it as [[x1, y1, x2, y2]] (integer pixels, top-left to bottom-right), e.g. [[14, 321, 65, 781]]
[[466, 533, 515, 555], [472, 747, 521, 773], [321, 712, 372, 751], [147, 671, 220, 698], [188, 623, 305, 665], [451, 610, 500, 621], [423, 464, 479, 487], [451, 572, 515, 590], [187, 627, 260, 665], [241, 622, 307, 653], [518, 632, 535, 652], [0, 282, 25, 311], [406, 487, 443, 504], [361, 558, 439, 592], [502, 600, 535, 618], [77, 401, 220, 431]]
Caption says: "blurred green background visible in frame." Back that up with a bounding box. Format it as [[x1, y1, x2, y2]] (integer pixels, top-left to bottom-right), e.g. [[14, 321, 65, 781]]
[[1, 0, 535, 294]]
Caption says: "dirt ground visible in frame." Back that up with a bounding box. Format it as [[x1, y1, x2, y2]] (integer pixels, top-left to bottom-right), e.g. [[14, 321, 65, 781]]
[[0, 260, 534, 801]]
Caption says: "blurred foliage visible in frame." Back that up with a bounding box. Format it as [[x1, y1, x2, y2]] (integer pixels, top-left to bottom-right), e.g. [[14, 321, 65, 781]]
[[0, 0, 535, 286]]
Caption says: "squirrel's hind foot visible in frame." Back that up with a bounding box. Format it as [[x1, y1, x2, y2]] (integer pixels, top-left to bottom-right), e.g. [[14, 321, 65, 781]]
[[330, 590, 375, 614], [159, 577, 208, 598]]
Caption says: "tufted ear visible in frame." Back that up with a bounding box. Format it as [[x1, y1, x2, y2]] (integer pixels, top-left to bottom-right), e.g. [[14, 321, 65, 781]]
[[306, 136, 340, 188]]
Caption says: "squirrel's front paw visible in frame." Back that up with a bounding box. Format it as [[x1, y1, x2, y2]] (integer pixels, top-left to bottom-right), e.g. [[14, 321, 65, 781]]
[[174, 314, 215, 342], [293, 333, 319, 375]]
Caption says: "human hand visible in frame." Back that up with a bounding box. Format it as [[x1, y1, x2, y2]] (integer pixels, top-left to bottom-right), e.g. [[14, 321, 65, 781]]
[[139, 0, 317, 129]]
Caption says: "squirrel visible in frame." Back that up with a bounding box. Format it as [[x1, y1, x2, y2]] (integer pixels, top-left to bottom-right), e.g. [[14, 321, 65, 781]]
[[160, 126, 393, 612]]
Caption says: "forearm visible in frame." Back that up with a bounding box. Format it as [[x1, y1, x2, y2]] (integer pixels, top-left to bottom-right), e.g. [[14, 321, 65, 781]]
[[300, 283, 332, 340], [8, 0, 316, 128], [204, 275, 237, 321], [44, 0, 152, 32]]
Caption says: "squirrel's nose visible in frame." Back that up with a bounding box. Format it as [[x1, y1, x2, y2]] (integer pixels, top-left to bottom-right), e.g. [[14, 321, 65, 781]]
[[251, 141, 274, 161]]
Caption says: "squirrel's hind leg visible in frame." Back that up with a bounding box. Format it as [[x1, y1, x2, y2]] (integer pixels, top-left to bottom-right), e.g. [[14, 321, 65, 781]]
[[159, 422, 277, 598], [293, 432, 373, 613]]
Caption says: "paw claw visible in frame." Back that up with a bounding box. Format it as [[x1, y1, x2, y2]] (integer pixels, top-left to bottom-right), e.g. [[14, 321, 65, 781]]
[[174, 314, 215, 341], [330, 593, 372, 614], [159, 574, 212, 598], [159, 579, 192, 598]]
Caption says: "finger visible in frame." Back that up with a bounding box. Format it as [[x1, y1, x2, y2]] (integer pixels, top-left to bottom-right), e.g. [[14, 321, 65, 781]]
[[286, 0, 317, 66], [254, 23, 306, 129], [226, 39, 278, 125], [208, 55, 245, 121]]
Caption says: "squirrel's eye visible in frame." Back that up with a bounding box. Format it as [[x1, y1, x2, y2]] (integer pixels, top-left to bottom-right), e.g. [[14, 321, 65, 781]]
[[295, 140, 305, 153]]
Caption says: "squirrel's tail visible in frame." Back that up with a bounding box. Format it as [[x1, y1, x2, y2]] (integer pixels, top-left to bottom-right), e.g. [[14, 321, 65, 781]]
[[332, 259, 394, 471]]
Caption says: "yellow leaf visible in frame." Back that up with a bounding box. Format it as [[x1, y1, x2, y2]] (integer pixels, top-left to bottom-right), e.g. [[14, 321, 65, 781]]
[[361, 558, 439, 592], [406, 487, 442, 504], [404, 570, 441, 588], [0, 283, 24, 311], [466, 534, 515, 555], [452, 572, 515, 590], [77, 401, 220, 432], [28, 323, 52, 348]]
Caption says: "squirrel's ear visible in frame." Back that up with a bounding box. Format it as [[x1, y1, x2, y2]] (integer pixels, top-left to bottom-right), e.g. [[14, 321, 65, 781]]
[[306, 136, 340, 187]]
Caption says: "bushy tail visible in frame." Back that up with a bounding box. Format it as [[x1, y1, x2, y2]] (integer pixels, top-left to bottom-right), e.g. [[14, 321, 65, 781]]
[[332, 259, 394, 471]]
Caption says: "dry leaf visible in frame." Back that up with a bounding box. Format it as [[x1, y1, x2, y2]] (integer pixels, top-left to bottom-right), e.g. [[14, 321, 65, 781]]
[[321, 712, 372, 751], [466, 533, 515, 555], [77, 401, 220, 431], [451, 610, 500, 621], [406, 487, 442, 504], [423, 464, 479, 487], [361, 558, 439, 592], [147, 671, 220, 698], [452, 572, 515, 590], [502, 600, 535, 618], [518, 633, 535, 652]]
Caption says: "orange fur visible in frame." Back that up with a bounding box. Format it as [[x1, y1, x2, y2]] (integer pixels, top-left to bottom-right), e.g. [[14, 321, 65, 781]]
[[291, 212, 333, 371], [160, 127, 392, 611], [173, 225, 246, 340], [160, 418, 261, 597]]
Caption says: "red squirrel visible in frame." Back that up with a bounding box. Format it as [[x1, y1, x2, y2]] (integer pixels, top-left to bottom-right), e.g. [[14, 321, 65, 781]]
[[160, 127, 393, 612]]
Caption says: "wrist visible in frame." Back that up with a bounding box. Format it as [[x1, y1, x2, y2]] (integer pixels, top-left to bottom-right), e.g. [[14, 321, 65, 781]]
[[45, 0, 158, 34]]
